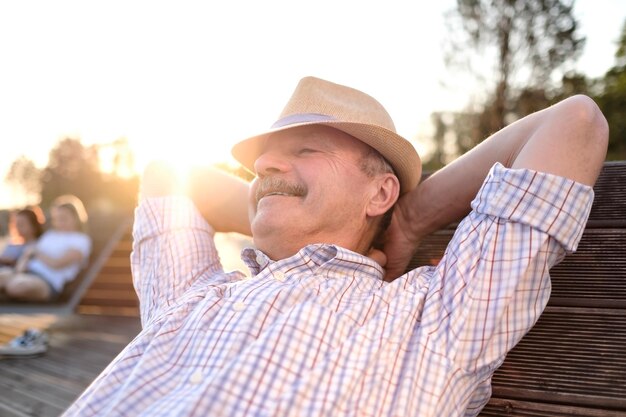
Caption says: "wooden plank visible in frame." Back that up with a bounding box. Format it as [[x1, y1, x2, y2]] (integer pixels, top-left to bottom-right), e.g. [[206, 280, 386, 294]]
[[112, 240, 133, 252], [406, 228, 626, 308], [489, 309, 626, 410], [82, 288, 138, 302], [0, 314, 141, 416], [0, 402, 32, 417], [481, 398, 626, 416], [102, 256, 131, 268], [586, 161, 626, 228], [92, 273, 134, 284], [0, 314, 57, 344], [76, 305, 139, 317]]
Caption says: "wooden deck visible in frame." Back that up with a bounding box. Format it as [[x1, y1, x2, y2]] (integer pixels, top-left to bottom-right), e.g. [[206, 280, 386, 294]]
[[0, 314, 141, 417]]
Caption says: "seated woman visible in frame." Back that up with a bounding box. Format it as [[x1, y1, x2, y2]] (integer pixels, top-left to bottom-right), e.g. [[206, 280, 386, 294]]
[[0, 207, 45, 268], [0, 195, 91, 302]]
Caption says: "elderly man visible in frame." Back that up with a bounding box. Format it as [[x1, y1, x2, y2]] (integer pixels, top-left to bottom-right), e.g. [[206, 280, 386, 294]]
[[64, 77, 607, 416]]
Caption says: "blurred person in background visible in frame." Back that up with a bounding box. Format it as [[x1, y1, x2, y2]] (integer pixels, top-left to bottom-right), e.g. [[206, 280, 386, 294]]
[[0, 207, 45, 268], [0, 195, 91, 302]]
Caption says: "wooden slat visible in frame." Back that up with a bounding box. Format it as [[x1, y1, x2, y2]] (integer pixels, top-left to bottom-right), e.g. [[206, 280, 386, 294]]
[[482, 398, 626, 416], [548, 228, 626, 307], [89, 273, 133, 285], [81, 289, 138, 303], [102, 256, 131, 268], [406, 228, 626, 308], [75, 305, 139, 316], [112, 240, 133, 252], [489, 308, 626, 409], [77, 227, 138, 316], [586, 161, 626, 228]]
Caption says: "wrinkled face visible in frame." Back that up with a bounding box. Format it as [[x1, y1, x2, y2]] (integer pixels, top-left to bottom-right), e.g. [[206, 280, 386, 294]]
[[51, 206, 79, 232], [249, 125, 377, 260], [14, 214, 37, 241]]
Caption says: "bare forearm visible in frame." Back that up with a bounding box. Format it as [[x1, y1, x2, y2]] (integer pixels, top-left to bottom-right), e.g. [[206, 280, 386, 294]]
[[141, 162, 252, 236], [186, 166, 251, 236], [35, 250, 83, 269]]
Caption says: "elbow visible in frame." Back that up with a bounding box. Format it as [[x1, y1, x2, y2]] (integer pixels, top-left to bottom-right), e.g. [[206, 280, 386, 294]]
[[566, 95, 608, 148], [561, 95, 609, 163]]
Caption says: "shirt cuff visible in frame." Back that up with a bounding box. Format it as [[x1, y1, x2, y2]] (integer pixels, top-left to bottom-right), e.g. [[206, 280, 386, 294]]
[[133, 196, 215, 242], [471, 163, 595, 252]]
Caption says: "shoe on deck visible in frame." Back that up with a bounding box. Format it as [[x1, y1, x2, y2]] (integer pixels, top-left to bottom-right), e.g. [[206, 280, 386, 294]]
[[0, 328, 49, 357]]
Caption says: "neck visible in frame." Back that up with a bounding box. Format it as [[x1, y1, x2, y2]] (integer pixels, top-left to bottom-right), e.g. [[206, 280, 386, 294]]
[[256, 224, 377, 261]]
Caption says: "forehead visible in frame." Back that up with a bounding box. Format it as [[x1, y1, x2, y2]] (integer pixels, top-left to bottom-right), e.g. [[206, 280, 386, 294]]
[[264, 125, 371, 154]]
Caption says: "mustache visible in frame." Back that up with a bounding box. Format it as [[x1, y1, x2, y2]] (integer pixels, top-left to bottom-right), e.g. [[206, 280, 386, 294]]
[[255, 177, 307, 203]]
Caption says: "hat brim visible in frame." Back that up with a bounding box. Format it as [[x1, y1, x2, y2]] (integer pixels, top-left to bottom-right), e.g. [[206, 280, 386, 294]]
[[231, 120, 421, 194]]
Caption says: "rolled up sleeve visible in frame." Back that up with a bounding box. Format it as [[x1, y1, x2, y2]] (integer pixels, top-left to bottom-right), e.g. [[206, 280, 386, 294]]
[[472, 163, 594, 253], [422, 163, 595, 374]]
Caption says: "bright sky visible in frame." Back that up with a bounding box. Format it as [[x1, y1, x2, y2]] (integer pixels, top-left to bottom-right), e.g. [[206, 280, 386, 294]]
[[1, 0, 625, 209]]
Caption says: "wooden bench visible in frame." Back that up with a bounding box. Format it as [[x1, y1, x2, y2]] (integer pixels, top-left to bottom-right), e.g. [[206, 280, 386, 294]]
[[407, 161, 626, 416]]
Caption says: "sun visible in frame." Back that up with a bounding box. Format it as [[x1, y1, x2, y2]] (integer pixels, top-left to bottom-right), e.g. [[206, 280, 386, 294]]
[[130, 132, 242, 183]]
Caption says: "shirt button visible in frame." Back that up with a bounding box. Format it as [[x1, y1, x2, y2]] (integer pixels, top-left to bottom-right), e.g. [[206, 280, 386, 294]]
[[189, 370, 203, 384], [255, 253, 265, 265], [233, 301, 246, 311], [274, 271, 286, 282]]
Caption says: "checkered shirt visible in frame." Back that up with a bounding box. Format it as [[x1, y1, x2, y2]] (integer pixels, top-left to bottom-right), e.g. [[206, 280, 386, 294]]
[[63, 163, 594, 417]]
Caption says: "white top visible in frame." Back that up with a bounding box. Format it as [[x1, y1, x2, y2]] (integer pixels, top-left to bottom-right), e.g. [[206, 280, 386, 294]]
[[27, 230, 92, 292]]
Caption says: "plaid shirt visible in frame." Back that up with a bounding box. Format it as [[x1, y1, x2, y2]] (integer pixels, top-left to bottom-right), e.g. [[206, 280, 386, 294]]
[[64, 163, 593, 417]]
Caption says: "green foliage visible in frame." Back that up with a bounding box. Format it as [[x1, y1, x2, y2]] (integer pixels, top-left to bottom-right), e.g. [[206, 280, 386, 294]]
[[593, 21, 626, 160], [5, 156, 42, 202], [432, 4, 626, 166], [433, 0, 585, 168], [39, 138, 102, 208], [448, 0, 584, 88]]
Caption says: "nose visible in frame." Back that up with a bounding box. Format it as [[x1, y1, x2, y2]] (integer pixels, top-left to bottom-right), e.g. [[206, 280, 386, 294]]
[[253, 148, 291, 178]]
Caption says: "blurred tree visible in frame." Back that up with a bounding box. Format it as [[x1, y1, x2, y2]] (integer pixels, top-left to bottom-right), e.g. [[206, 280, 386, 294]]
[[40, 138, 102, 208], [593, 20, 626, 160], [95, 138, 140, 212], [434, 0, 585, 166], [424, 113, 447, 170], [6, 137, 139, 212], [5, 156, 42, 204]]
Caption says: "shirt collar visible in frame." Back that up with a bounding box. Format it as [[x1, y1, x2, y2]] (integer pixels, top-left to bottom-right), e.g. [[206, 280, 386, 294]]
[[241, 244, 384, 281]]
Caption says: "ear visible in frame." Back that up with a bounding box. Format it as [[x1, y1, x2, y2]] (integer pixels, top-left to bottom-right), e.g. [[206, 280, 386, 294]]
[[365, 174, 400, 217]]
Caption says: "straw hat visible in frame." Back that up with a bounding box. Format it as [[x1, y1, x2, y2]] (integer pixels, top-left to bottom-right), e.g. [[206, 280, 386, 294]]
[[231, 76, 421, 194]]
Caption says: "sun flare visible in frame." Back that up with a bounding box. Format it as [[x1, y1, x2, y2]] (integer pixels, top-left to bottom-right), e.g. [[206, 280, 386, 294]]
[[131, 133, 241, 184]]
